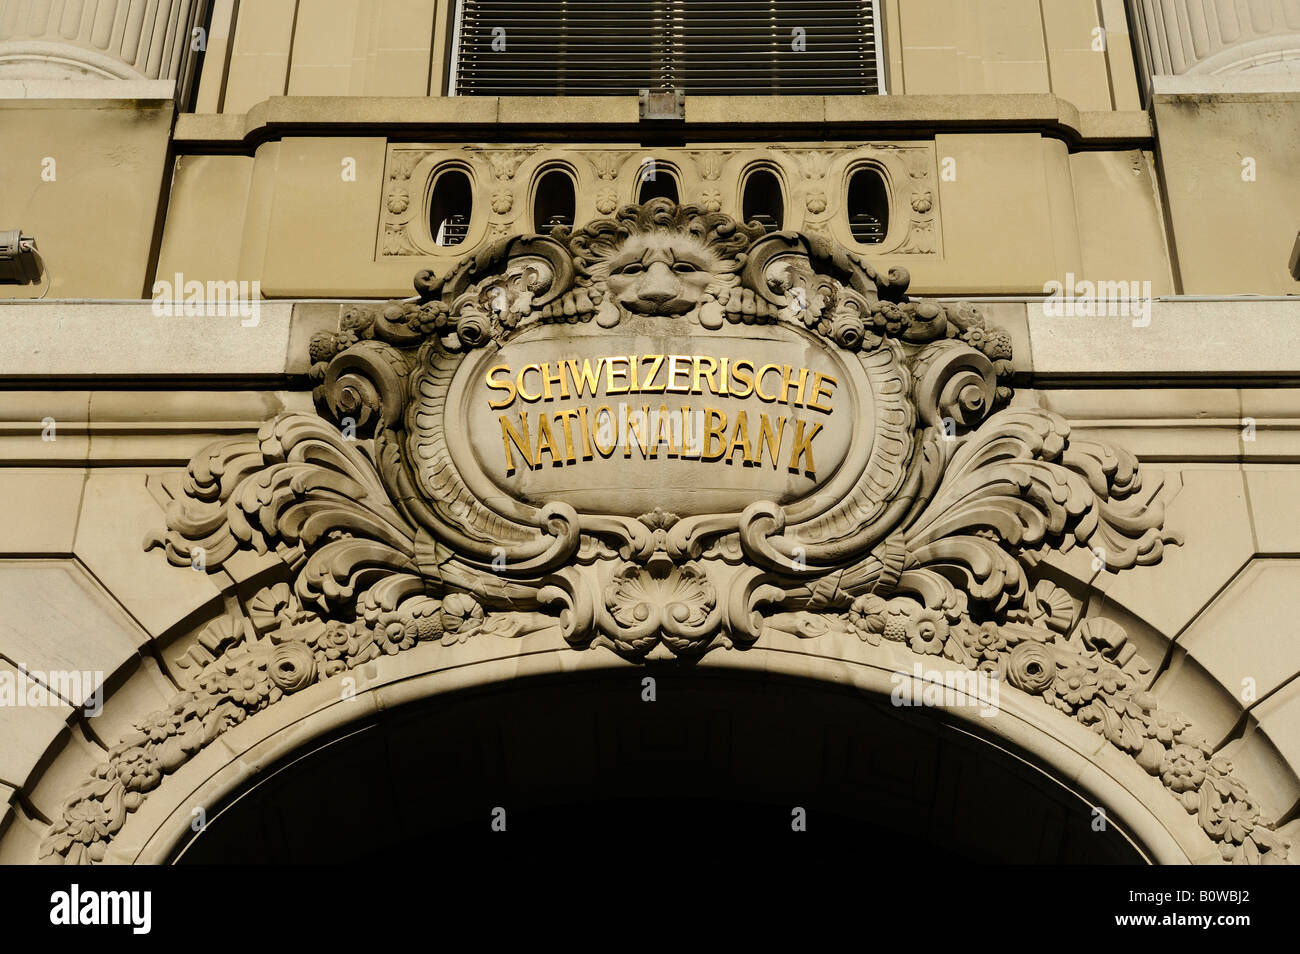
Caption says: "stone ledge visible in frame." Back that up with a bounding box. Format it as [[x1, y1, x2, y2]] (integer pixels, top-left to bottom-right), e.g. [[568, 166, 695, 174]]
[[0, 79, 176, 106], [1153, 75, 1300, 98], [1026, 298, 1300, 377], [0, 302, 296, 378], [3, 299, 1299, 387], [170, 94, 1155, 151]]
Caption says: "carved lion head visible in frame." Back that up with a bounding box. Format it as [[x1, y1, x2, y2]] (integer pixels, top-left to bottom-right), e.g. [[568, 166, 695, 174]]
[[561, 199, 765, 319]]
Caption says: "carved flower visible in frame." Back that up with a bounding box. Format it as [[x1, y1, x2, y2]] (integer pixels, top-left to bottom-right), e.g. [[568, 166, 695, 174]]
[[700, 188, 722, 213], [961, 622, 1007, 664], [1050, 660, 1099, 711], [387, 188, 410, 214], [117, 748, 162, 793], [139, 709, 175, 743], [60, 795, 119, 850], [1006, 642, 1056, 694], [491, 190, 513, 214], [1142, 709, 1190, 745], [906, 608, 948, 655], [225, 669, 276, 710], [1160, 742, 1207, 794], [311, 622, 353, 670], [197, 669, 232, 696], [1209, 796, 1259, 846], [268, 641, 317, 693], [596, 188, 618, 214], [911, 192, 933, 214], [805, 191, 827, 215], [1094, 665, 1129, 695], [961, 327, 988, 349], [377, 616, 417, 655]]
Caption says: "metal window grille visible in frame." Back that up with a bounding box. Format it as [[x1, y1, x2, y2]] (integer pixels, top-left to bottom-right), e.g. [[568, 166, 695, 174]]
[[450, 0, 883, 96]]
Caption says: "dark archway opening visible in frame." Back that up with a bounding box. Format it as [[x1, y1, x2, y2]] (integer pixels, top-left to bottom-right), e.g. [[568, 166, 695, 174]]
[[430, 168, 473, 246], [847, 167, 890, 244], [172, 668, 1146, 864], [533, 169, 577, 235], [637, 163, 679, 204], [742, 169, 784, 233]]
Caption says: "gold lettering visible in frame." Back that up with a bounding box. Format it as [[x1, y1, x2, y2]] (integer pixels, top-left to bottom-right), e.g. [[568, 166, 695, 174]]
[[717, 357, 730, 397], [757, 415, 785, 468], [667, 354, 693, 393], [702, 408, 728, 461], [500, 413, 534, 475], [555, 409, 580, 463], [541, 362, 569, 400], [755, 363, 782, 402], [605, 357, 631, 395], [730, 359, 755, 398], [641, 354, 666, 392], [726, 411, 756, 465], [787, 418, 824, 476], [576, 405, 594, 459], [693, 355, 719, 396], [535, 413, 560, 465], [517, 364, 544, 403], [780, 365, 809, 405], [486, 364, 516, 409], [808, 372, 838, 413], [566, 357, 605, 398]]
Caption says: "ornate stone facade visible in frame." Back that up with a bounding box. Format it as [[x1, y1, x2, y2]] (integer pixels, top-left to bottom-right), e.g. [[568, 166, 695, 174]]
[[3, 0, 1300, 873], [37, 202, 1293, 864]]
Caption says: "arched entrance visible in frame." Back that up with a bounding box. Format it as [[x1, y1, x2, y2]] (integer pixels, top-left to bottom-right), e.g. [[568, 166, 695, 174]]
[[170, 668, 1145, 864]]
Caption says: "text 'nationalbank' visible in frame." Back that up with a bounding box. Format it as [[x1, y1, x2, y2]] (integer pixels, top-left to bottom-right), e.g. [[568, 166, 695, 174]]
[[484, 352, 840, 478]]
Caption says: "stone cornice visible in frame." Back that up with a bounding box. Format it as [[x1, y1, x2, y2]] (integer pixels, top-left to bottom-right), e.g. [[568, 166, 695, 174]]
[[169, 94, 1153, 153]]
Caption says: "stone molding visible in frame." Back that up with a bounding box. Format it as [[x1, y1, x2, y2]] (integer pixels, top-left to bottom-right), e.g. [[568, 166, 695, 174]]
[[1136, 0, 1300, 76], [0, 0, 205, 83], [168, 94, 1155, 152]]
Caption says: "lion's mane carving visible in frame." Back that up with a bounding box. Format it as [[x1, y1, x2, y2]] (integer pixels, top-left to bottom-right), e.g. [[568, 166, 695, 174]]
[[39, 202, 1292, 865]]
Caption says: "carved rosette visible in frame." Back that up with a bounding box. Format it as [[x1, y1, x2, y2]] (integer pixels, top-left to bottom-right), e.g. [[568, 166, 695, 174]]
[[40, 200, 1291, 865]]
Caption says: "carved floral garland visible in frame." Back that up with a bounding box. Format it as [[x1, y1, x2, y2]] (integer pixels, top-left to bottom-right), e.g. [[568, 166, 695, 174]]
[[40, 201, 1293, 865]]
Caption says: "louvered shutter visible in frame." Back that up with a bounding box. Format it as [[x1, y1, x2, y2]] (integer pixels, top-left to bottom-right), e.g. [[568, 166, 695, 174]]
[[450, 0, 883, 96]]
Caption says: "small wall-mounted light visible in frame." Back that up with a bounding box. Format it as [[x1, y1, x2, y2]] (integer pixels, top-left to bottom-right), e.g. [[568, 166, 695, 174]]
[[1290, 232, 1300, 281], [0, 230, 43, 285]]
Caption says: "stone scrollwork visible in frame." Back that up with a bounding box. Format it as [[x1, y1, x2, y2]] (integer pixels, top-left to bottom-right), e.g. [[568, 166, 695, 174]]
[[41, 200, 1291, 865]]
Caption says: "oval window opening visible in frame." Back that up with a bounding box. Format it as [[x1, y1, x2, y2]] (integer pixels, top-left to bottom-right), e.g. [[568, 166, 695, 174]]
[[847, 168, 889, 245], [637, 163, 678, 204], [430, 168, 473, 247], [742, 169, 783, 233], [534, 169, 576, 235]]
